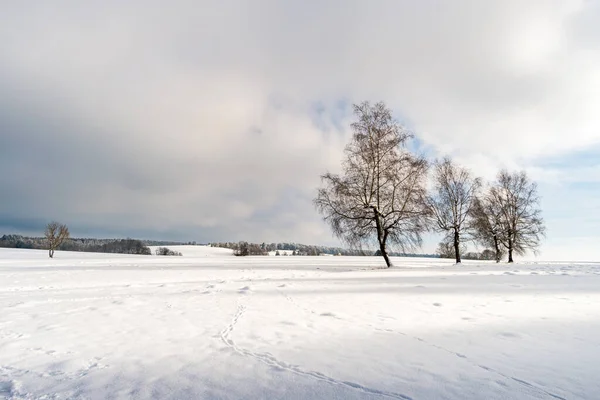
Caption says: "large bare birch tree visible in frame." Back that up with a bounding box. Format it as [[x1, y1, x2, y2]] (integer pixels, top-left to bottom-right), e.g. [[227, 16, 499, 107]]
[[488, 170, 545, 262], [426, 158, 481, 263], [314, 102, 429, 267]]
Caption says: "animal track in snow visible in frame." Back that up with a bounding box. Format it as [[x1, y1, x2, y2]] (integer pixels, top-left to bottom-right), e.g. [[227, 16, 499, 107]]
[[219, 304, 413, 400], [403, 334, 566, 400]]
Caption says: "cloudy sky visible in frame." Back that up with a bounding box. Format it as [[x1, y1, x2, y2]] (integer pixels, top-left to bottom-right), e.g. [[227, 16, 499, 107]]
[[1, 1, 600, 260]]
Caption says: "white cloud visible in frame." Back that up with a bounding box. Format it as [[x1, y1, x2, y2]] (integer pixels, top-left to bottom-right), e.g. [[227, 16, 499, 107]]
[[1, 0, 600, 249]]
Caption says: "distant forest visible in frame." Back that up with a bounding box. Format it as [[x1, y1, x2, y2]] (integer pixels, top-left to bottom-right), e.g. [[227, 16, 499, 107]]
[[0, 234, 188, 255]]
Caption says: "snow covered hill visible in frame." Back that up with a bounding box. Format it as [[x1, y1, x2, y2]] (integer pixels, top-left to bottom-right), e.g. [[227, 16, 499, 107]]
[[148, 245, 235, 258], [1, 248, 599, 399]]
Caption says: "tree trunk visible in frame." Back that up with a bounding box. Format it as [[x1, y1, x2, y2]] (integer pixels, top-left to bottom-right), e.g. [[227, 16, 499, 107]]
[[379, 238, 392, 268], [493, 235, 501, 263], [49, 248, 54, 258], [507, 237, 514, 263], [373, 207, 392, 268], [453, 228, 461, 264]]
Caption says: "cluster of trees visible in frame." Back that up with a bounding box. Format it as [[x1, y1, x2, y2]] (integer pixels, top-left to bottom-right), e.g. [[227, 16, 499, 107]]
[[315, 101, 545, 267], [155, 247, 183, 256], [427, 162, 544, 263], [232, 242, 268, 256], [90, 238, 152, 255]]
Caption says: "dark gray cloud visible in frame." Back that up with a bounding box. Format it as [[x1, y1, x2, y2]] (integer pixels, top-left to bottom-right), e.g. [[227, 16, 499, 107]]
[[1, 1, 600, 253]]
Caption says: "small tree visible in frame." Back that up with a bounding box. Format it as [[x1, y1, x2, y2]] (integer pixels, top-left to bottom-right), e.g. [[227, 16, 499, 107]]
[[489, 170, 546, 262], [45, 221, 70, 258], [315, 102, 429, 267], [426, 158, 481, 263]]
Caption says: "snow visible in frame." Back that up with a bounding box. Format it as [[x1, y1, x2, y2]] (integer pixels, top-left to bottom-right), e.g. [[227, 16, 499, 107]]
[[148, 245, 234, 258], [1, 247, 599, 399]]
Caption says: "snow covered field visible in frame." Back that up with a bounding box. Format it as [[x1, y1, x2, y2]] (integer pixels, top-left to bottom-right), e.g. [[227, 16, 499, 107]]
[[1, 246, 599, 399]]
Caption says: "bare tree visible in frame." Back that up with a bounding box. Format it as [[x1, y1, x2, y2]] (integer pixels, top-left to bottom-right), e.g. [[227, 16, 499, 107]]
[[489, 170, 546, 262], [44, 221, 70, 258], [314, 101, 429, 267], [426, 158, 481, 263], [470, 194, 505, 263]]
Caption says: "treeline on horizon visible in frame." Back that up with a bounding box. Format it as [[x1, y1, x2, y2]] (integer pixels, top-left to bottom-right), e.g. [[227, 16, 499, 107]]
[[0, 234, 495, 259], [1, 234, 439, 258], [0, 234, 190, 255], [209, 241, 440, 258], [212, 241, 496, 260], [1, 234, 444, 258]]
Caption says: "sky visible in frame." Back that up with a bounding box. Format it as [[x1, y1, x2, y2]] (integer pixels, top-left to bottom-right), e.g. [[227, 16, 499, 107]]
[[1, 1, 600, 260]]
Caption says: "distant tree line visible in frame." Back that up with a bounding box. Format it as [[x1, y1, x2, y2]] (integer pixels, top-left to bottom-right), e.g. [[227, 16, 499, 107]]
[[212, 241, 347, 256], [372, 249, 439, 258], [144, 240, 192, 246], [210, 241, 438, 258], [0, 234, 153, 256], [315, 101, 545, 266], [212, 241, 370, 256], [0, 235, 45, 249]]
